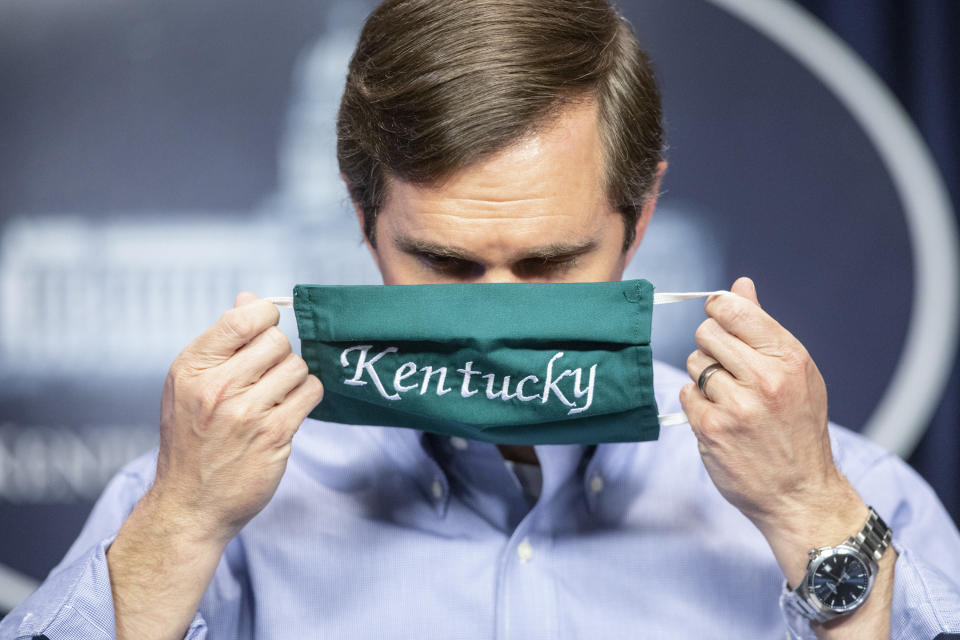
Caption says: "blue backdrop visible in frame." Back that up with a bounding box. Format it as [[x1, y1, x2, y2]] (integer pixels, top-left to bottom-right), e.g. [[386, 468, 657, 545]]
[[795, 0, 960, 541]]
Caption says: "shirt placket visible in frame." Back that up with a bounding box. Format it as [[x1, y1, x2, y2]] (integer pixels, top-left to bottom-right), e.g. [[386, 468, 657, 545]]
[[493, 443, 587, 640]]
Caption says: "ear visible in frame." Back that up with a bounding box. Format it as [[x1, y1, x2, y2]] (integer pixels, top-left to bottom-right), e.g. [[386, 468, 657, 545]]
[[621, 160, 666, 267]]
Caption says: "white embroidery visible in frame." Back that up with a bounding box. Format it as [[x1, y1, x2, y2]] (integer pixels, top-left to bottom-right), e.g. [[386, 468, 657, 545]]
[[393, 361, 419, 392], [541, 352, 577, 409], [419, 365, 452, 396], [340, 347, 597, 414], [567, 364, 597, 414], [340, 345, 400, 401], [483, 373, 518, 401], [516, 375, 540, 401], [457, 361, 481, 397]]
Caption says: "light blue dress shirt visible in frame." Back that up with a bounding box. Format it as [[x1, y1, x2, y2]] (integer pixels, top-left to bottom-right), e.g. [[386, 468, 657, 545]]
[[3, 362, 960, 639]]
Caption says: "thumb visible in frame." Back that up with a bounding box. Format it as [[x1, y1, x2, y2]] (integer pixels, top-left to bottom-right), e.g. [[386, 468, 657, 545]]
[[234, 291, 259, 308], [730, 277, 760, 306]]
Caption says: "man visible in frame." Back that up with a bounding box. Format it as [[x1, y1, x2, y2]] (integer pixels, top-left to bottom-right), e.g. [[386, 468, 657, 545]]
[[3, 0, 959, 638]]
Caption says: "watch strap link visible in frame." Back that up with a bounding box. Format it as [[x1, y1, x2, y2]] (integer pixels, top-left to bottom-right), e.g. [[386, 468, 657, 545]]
[[846, 506, 892, 561], [786, 585, 829, 622]]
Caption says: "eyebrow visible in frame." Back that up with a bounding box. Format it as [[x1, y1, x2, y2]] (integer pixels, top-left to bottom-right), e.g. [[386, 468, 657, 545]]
[[394, 236, 599, 263]]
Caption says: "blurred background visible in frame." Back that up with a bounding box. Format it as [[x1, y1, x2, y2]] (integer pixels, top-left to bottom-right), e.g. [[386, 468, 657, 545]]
[[1, 0, 957, 616]]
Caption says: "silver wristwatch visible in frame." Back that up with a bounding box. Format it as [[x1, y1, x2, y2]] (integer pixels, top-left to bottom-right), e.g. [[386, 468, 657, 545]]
[[782, 506, 892, 623]]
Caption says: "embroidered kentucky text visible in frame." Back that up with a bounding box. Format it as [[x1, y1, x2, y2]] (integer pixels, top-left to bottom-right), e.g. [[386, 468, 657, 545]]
[[339, 345, 598, 415]]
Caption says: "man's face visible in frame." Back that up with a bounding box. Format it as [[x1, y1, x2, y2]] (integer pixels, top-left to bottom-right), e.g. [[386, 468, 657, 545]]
[[357, 100, 659, 285]]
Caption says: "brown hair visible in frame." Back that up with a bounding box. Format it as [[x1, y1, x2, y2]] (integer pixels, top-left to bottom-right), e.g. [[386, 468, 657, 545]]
[[337, 0, 664, 251]]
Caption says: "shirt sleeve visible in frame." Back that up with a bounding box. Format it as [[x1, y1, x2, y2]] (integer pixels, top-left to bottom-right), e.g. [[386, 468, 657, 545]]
[[780, 427, 960, 640], [0, 449, 209, 640]]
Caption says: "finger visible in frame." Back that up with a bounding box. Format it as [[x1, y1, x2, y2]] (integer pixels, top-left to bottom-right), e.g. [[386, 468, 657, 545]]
[[272, 374, 325, 434], [235, 291, 259, 308], [679, 382, 729, 443], [248, 353, 309, 408], [685, 350, 739, 402], [187, 298, 281, 363], [730, 277, 759, 306], [220, 325, 293, 388], [694, 317, 765, 382], [704, 291, 790, 353]]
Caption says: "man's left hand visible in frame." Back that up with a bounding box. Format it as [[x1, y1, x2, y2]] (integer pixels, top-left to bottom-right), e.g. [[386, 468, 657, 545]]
[[679, 276, 868, 587]]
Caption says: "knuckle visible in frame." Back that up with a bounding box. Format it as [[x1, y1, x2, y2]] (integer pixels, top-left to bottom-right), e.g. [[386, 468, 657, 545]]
[[308, 375, 325, 399], [267, 302, 281, 326], [264, 413, 295, 439], [727, 393, 757, 422], [708, 296, 741, 325], [804, 357, 822, 384], [679, 383, 696, 407], [707, 295, 731, 316], [291, 356, 309, 378], [694, 321, 711, 344], [758, 371, 786, 400], [698, 413, 726, 439], [169, 368, 193, 395], [250, 421, 273, 442], [220, 308, 253, 340], [265, 326, 291, 351], [272, 423, 298, 447], [225, 402, 253, 424], [168, 356, 189, 381], [198, 377, 232, 413], [725, 301, 750, 326], [198, 386, 222, 414], [782, 343, 810, 372]]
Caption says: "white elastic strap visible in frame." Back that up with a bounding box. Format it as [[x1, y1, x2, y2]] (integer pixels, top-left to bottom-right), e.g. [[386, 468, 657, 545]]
[[653, 291, 733, 427], [658, 412, 690, 427], [266, 290, 733, 429], [654, 291, 732, 426], [653, 290, 733, 304]]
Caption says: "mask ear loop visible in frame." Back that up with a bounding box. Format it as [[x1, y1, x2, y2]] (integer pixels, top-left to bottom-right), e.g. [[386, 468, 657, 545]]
[[266, 291, 735, 428], [653, 290, 734, 426]]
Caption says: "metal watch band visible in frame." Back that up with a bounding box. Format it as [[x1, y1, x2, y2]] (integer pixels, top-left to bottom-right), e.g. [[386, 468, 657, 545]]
[[847, 506, 892, 561]]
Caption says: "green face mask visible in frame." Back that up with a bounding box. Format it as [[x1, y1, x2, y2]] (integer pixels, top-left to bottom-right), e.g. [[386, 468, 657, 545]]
[[268, 280, 721, 445]]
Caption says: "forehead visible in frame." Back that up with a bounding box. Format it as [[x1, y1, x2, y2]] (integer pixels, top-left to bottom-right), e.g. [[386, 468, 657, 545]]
[[378, 100, 617, 254]]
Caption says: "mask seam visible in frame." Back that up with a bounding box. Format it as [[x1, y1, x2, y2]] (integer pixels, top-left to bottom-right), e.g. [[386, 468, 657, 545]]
[[632, 280, 651, 441]]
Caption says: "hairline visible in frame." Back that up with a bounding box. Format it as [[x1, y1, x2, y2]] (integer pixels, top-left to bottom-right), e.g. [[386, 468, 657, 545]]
[[367, 93, 636, 253]]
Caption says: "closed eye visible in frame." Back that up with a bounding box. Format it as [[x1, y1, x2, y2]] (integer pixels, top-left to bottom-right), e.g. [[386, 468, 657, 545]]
[[395, 235, 598, 281], [416, 252, 484, 278], [514, 256, 580, 278]]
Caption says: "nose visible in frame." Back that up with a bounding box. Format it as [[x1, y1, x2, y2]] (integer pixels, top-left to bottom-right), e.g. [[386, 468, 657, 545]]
[[472, 266, 525, 284]]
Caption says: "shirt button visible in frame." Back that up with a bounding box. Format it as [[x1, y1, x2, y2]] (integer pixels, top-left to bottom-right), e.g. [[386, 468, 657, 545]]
[[516, 537, 534, 563], [450, 436, 469, 450], [589, 474, 604, 493], [431, 479, 444, 500]]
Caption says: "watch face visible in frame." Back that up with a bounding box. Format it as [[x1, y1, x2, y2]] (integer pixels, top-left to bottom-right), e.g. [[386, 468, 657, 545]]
[[811, 550, 871, 611]]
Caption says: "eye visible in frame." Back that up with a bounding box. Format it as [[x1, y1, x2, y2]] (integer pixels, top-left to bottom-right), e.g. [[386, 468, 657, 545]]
[[417, 253, 483, 278], [514, 256, 579, 278]]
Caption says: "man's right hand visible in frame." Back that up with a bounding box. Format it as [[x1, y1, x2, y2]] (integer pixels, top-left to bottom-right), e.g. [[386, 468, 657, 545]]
[[152, 291, 324, 543], [106, 292, 324, 640]]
